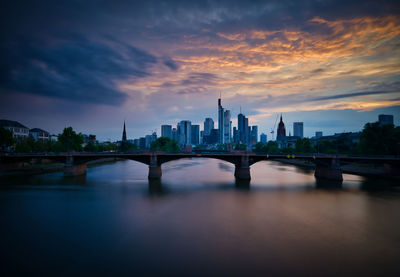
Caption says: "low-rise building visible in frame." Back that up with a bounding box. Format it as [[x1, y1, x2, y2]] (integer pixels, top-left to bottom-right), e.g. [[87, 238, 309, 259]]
[[0, 119, 29, 140], [29, 128, 50, 142]]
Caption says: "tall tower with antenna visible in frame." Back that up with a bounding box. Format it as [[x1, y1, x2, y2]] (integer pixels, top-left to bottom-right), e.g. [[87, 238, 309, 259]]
[[218, 93, 225, 144]]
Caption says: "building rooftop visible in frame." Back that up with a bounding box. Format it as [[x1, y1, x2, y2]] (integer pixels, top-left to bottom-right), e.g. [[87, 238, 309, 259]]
[[0, 119, 29, 129], [30, 128, 49, 134]]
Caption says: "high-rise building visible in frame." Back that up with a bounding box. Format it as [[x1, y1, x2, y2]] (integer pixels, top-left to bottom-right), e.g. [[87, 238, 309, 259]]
[[251, 126, 258, 145], [315, 131, 323, 138], [237, 113, 249, 144], [191, 124, 200, 145], [293, 122, 304, 138], [260, 133, 267, 143], [178, 120, 191, 146], [218, 97, 225, 144], [122, 121, 127, 141], [139, 137, 146, 149], [200, 131, 204, 144], [379, 114, 394, 126], [204, 118, 214, 136], [172, 128, 178, 141], [224, 110, 231, 143], [145, 135, 152, 148], [277, 114, 286, 140], [233, 127, 239, 144], [161, 125, 172, 139], [203, 129, 219, 144]]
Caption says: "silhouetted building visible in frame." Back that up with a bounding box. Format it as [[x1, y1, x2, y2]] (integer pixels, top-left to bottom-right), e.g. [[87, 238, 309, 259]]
[[122, 121, 127, 141], [203, 129, 219, 145], [139, 137, 146, 149], [161, 125, 172, 139], [204, 118, 214, 136], [224, 110, 231, 143], [277, 115, 286, 140], [145, 135, 152, 148], [29, 128, 50, 142], [191, 124, 200, 145], [237, 113, 249, 144], [233, 127, 239, 144], [315, 131, 323, 138], [200, 131, 204, 144], [379, 114, 394, 126], [178, 120, 191, 146], [250, 126, 258, 145], [278, 135, 300, 149], [172, 128, 178, 141], [218, 97, 225, 144], [260, 133, 267, 144], [0, 119, 29, 140], [293, 122, 303, 138]]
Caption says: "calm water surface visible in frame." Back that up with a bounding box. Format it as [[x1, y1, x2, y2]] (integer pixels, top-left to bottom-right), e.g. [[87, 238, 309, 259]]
[[1, 159, 400, 276]]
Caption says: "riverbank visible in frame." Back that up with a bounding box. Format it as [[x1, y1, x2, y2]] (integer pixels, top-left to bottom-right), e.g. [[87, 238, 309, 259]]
[[0, 158, 119, 177]]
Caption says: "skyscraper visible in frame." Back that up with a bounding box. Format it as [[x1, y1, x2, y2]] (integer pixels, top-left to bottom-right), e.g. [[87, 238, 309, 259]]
[[237, 113, 248, 144], [122, 121, 127, 141], [172, 128, 178, 141], [379, 114, 394, 126], [251, 126, 258, 145], [260, 133, 267, 143], [178, 120, 191, 146], [204, 118, 214, 136], [277, 114, 286, 140], [218, 97, 225, 144], [233, 127, 239, 144], [191, 125, 200, 145], [161, 125, 172, 139], [224, 110, 231, 143], [293, 122, 304, 138]]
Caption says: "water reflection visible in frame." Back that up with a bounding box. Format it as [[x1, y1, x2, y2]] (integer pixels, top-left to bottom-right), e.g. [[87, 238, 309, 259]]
[[148, 178, 168, 196], [234, 179, 251, 189], [1, 158, 400, 276], [315, 178, 343, 189]]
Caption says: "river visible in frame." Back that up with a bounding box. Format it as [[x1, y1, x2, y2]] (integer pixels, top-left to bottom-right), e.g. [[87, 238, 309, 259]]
[[1, 158, 399, 276]]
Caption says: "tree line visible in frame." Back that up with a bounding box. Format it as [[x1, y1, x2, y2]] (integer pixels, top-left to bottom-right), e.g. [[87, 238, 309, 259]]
[[1, 122, 399, 155]]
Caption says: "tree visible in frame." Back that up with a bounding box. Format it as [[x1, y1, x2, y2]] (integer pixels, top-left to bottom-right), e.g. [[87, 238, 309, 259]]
[[150, 137, 179, 152], [359, 122, 400, 155], [84, 141, 98, 152], [234, 144, 247, 150], [266, 141, 279, 153], [120, 141, 138, 152], [58, 127, 84, 152], [295, 138, 315, 153], [0, 127, 14, 149]]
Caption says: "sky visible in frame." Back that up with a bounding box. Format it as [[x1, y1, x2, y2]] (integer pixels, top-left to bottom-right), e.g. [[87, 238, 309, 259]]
[[1, 0, 399, 141]]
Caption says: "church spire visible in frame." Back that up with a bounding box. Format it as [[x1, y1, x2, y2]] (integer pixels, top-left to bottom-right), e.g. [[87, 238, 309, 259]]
[[122, 121, 127, 141]]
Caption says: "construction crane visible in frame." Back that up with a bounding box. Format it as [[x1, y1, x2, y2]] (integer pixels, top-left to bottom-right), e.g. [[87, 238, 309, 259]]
[[270, 114, 279, 140]]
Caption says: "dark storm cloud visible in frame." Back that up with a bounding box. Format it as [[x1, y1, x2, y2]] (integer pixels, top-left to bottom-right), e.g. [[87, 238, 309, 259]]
[[0, 37, 157, 105], [163, 59, 179, 71], [309, 90, 397, 102]]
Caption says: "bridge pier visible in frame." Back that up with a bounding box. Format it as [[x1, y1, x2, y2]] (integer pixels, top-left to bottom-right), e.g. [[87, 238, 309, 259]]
[[314, 158, 343, 182], [235, 154, 251, 180], [64, 156, 87, 177], [148, 154, 162, 179]]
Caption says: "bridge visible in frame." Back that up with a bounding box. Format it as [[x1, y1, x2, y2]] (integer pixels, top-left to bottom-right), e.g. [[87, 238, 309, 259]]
[[1, 152, 399, 183]]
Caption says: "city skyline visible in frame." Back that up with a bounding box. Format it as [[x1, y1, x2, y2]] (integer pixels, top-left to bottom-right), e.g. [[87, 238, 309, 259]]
[[1, 0, 399, 140]]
